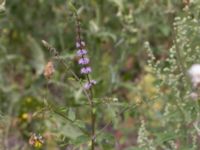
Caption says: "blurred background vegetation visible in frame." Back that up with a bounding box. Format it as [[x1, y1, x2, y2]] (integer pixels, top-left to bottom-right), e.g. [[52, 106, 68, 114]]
[[0, 0, 198, 149]]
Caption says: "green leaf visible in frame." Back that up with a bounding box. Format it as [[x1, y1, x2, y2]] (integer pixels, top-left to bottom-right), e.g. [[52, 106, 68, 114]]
[[0, 0, 6, 12], [28, 35, 45, 76], [66, 0, 77, 15], [47, 114, 83, 140], [72, 135, 90, 146], [105, 104, 119, 127], [61, 122, 83, 139], [68, 107, 76, 121]]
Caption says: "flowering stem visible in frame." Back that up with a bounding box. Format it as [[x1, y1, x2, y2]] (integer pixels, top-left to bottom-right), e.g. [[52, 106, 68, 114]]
[[75, 15, 96, 150], [173, 26, 189, 144], [173, 27, 190, 88]]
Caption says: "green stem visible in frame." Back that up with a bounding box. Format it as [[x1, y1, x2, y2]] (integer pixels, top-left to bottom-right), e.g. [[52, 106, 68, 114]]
[[91, 101, 95, 150]]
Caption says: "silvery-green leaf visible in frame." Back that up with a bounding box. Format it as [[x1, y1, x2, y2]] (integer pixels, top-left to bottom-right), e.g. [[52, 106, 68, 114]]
[[28, 35, 45, 76]]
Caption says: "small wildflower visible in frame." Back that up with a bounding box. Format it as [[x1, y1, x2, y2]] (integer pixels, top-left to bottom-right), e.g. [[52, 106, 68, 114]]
[[29, 133, 44, 148], [78, 57, 90, 65], [44, 61, 55, 79], [190, 92, 198, 100], [21, 113, 29, 120], [21, 113, 31, 122], [84, 82, 91, 90], [75, 17, 97, 90], [113, 97, 118, 102], [81, 67, 92, 74], [90, 80, 97, 84], [76, 41, 85, 48], [84, 80, 97, 90], [76, 49, 87, 56], [188, 64, 200, 88]]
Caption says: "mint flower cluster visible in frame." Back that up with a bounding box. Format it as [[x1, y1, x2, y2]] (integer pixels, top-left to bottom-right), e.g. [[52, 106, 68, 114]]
[[75, 40, 96, 90]]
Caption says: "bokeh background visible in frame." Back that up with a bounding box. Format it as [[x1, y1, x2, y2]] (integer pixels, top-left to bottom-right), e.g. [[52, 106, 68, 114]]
[[0, 0, 198, 150]]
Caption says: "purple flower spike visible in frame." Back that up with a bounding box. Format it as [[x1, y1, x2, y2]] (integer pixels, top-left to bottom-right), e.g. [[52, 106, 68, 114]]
[[77, 49, 87, 56], [81, 67, 92, 74], [78, 57, 89, 65], [76, 41, 85, 48]]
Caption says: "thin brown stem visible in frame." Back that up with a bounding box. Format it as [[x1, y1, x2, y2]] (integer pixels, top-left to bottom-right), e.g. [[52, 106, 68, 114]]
[[75, 15, 96, 150]]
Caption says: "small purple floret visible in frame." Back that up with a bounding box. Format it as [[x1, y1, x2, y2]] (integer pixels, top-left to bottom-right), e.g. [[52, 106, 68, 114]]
[[76, 41, 85, 48], [90, 80, 97, 84], [78, 57, 89, 65], [84, 82, 91, 90], [77, 49, 87, 56], [83, 80, 97, 90], [81, 67, 92, 74]]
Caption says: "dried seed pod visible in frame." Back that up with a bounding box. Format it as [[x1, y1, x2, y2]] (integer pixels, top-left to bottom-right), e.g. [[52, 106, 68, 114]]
[[44, 61, 55, 79], [42, 40, 58, 56], [183, 0, 190, 6]]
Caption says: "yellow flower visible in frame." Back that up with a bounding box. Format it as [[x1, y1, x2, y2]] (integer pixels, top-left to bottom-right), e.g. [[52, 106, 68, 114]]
[[29, 133, 44, 148], [34, 140, 42, 148], [21, 113, 28, 120]]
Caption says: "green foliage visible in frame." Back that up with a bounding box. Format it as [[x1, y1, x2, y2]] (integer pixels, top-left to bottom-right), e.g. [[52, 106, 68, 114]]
[[1, 0, 200, 149]]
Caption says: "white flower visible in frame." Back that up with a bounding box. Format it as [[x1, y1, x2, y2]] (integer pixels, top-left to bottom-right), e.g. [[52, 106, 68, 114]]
[[188, 64, 200, 88], [190, 92, 198, 100]]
